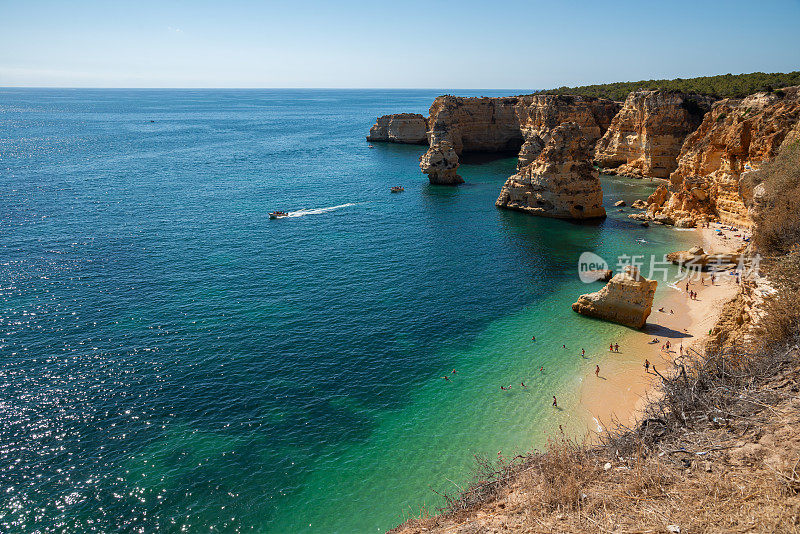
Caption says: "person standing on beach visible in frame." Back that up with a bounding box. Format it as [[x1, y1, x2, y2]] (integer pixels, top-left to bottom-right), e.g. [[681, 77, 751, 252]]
[[614, 343, 619, 352], [595, 365, 600, 377], [581, 348, 585, 357], [552, 396, 557, 407], [609, 343, 613, 352], [644, 359, 650, 373]]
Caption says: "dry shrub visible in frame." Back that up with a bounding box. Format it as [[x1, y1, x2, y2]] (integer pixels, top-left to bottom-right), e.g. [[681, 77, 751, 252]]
[[528, 437, 599, 511], [434, 452, 526, 515], [748, 136, 800, 255]]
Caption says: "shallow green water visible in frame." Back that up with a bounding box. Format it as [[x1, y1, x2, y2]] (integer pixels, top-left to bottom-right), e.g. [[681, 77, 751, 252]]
[[0, 89, 694, 532]]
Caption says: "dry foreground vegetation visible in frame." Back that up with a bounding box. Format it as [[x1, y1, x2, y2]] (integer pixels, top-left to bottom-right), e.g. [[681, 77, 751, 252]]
[[390, 127, 800, 532]]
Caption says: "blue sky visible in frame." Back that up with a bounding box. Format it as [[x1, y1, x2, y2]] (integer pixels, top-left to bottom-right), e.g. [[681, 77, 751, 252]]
[[1, 0, 798, 88]]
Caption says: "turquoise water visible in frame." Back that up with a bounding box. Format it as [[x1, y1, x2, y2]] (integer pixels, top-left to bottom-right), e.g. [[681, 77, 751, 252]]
[[0, 89, 693, 533]]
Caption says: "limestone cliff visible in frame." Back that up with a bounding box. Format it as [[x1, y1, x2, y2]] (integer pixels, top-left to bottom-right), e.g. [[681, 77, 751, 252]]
[[425, 96, 524, 154], [495, 123, 606, 219], [744, 119, 800, 230], [515, 94, 620, 155], [419, 94, 619, 185], [366, 113, 428, 144], [650, 87, 800, 227], [571, 266, 657, 329], [594, 90, 714, 178]]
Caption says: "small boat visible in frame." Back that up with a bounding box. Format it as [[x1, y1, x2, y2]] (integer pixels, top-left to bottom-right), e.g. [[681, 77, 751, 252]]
[[269, 211, 290, 219], [390, 186, 404, 193]]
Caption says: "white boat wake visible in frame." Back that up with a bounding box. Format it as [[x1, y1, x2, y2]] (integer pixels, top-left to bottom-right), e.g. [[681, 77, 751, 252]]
[[285, 203, 356, 218]]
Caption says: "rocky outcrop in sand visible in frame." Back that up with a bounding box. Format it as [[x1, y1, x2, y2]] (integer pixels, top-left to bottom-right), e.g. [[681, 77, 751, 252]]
[[366, 113, 429, 144], [650, 87, 800, 227], [594, 90, 714, 178], [495, 123, 606, 219], [419, 141, 463, 185], [666, 246, 741, 271], [572, 266, 657, 328]]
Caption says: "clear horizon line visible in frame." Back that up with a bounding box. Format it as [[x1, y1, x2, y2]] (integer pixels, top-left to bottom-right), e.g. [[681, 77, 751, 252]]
[[0, 86, 537, 91]]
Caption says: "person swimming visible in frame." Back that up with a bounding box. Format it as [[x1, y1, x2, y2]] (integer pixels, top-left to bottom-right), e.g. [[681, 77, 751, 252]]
[[500, 385, 509, 390], [521, 382, 527, 388]]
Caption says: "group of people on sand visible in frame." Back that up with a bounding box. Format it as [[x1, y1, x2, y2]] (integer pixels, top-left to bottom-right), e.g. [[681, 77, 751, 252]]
[[609, 342, 620, 352]]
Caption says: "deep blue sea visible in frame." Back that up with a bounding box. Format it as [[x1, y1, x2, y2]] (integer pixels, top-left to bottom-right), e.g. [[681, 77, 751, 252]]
[[0, 89, 693, 532]]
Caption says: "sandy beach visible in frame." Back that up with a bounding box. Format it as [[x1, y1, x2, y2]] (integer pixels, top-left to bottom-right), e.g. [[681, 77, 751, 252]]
[[580, 223, 747, 436]]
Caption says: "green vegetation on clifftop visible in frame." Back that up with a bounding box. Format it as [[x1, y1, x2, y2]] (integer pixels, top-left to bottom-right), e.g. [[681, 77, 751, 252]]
[[536, 71, 800, 101]]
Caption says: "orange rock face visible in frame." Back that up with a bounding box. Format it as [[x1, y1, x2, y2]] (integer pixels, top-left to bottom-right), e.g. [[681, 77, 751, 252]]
[[661, 86, 800, 227], [594, 90, 714, 179]]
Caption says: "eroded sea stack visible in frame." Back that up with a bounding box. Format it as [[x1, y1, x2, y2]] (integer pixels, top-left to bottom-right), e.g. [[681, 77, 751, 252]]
[[572, 266, 657, 329], [418, 141, 463, 185], [367, 87, 800, 225], [420, 94, 619, 186], [366, 113, 428, 144], [495, 122, 606, 219], [594, 90, 714, 178], [647, 86, 800, 228]]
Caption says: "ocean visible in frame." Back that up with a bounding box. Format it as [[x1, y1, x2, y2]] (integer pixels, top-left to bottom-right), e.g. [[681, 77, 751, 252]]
[[0, 89, 693, 532]]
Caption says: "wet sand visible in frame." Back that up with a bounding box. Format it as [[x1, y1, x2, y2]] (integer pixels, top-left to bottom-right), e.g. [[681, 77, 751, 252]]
[[579, 224, 746, 436]]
